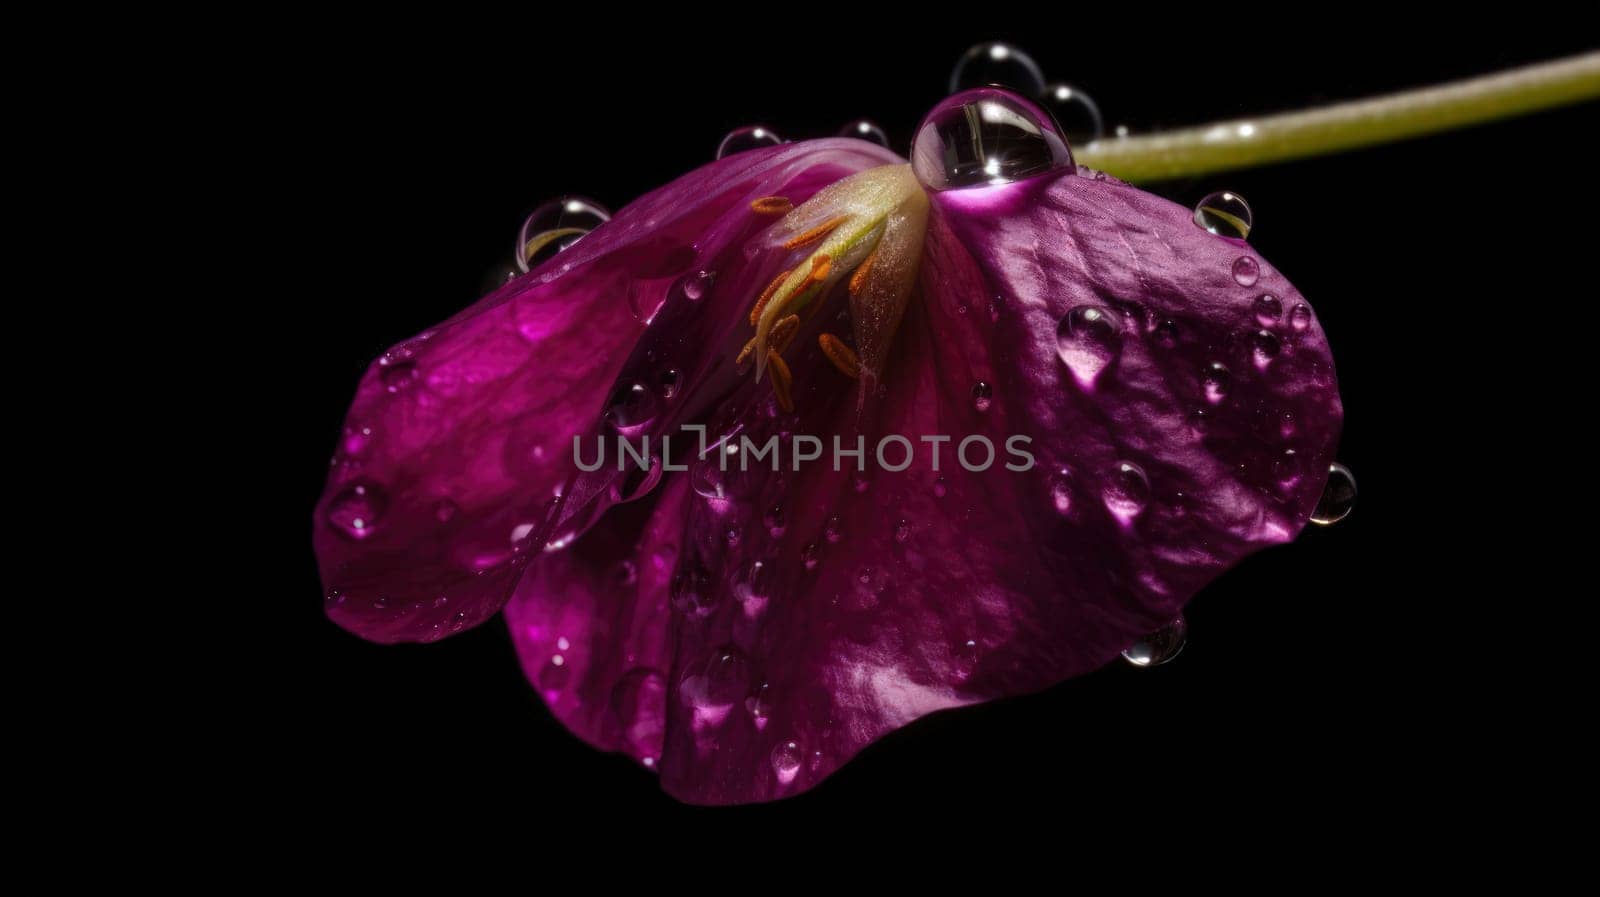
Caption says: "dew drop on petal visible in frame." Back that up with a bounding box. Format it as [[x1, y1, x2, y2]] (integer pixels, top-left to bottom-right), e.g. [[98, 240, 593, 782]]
[[1122, 616, 1187, 667], [1152, 319, 1179, 348], [380, 361, 418, 393], [895, 519, 912, 543], [679, 269, 714, 302], [825, 515, 843, 543], [1193, 191, 1253, 240], [948, 42, 1046, 95], [1056, 304, 1122, 386], [1290, 303, 1313, 332], [717, 125, 783, 158], [682, 645, 751, 708], [658, 368, 680, 399], [771, 740, 804, 783], [515, 196, 610, 273], [1232, 256, 1260, 286], [1203, 363, 1232, 405], [912, 87, 1073, 191], [1252, 330, 1281, 369], [1311, 463, 1357, 525], [1102, 461, 1150, 523], [971, 381, 993, 412], [1039, 82, 1104, 146], [933, 477, 947, 498], [328, 481, 387, 540], [1254, 293, 1283, 326], [603, 381, 659, 435], [1049, 469, 1073, 514], [839, 119, 891, 147], [669, 564, 717, 617]]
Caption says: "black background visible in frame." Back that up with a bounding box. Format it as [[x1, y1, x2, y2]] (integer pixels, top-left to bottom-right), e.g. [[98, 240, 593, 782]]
[[281, 28, 1596, 822]]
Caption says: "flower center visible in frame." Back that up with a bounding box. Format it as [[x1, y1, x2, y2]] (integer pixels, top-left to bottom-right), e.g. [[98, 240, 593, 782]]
[[740, 163, 929, 412]]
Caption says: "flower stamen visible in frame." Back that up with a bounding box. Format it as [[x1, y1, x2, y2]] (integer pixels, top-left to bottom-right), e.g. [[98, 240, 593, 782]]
[[767, 350, 795, 412], [783, 215, 848, 251], [848, 245, 879, 298], [770, 314, 801, 353], [750, 196, 794, 216], [750, 267, 794, 325], [818, 333, 860, 379]]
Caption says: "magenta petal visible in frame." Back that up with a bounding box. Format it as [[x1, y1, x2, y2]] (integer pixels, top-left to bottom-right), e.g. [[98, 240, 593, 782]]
[[501, 166, 1341, 804], [314, 139, 901, 643]]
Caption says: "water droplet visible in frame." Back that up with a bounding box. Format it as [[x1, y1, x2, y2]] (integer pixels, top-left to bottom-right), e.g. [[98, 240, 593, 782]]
[[771, 740, 804, 782], [681, 645, 751, 708], [538, 654, 571, 694], [679, 269, 714, 302], [717, 125, 783, 158], [1039, 82, 1104, 145], [1102, 462, 1150, 523], [895, 519, 912, 543], [603, 380, 659, 435], [1055, 304, 1122, 386], [328, 481, 387, 540], [1193, 191, 1253, 241], [746, 682, 773, 726], [839, 119, 891, 147], [1279, 411, 1297, 439], [724, 524, 742, 548], [1289, 303, 1313, 332], [658, 368, 680, 399], [433, 498, 459, 523], [1311, 463, 1357, 525], [800, 542, 819, 571], [1254, 293, 1283, 326], [1122, 616, 1187, 667], [1203, 363, 1232, 404], [912, 87, 1073, 191], [380, 361, 418, 393], [1251, 330, 1281, 368], [616, 559, 638, 586], [690, 458, 733, 502], [611, 668, 667, 765], [933, 476, 948, 498], [764, 505, 787, 538], [1186, 408, 1211, 436], [516, 196, 610, 272], [1049, 469, 1073, 514], [971, 381, 993, 412], [669, 564, 718, 617], [1232, 256, 1260, 286], [948, 42, 1045, 95], [822, 515, 842, 544], [1152, 319, 1179, 348]]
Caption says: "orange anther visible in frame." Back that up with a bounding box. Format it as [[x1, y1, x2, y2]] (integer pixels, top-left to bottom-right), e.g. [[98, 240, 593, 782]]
[[750, 196, 794, 216], [783, 215, 847, 250], [750, 267, 793, 325], [770, 314, 801, 353], [818, 333, 860, 379], [767, 350, 795, 413], [849, 245, 879, 297]]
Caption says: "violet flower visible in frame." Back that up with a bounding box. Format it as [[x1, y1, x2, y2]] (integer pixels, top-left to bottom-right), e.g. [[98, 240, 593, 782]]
[[314, 88, 1343, 804]]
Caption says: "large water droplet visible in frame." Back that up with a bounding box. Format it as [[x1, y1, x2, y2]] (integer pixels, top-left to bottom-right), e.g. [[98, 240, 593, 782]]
[[1232, 256, 1260, 286], [515, 197, 610, 273], [1102, 462, 1150, 523], [328, 481, 387, 540], [1193, 191, 1253, 241], [971, 381, 993, 412], [612, 453, 663, 503], [948, 42, 1046, 96], [1056, 304, 1122, 386], [1203, 363, 1232, 404], [603, 381, 659, 435], [1254, 293, 1283, 326], [1122, 616, 1187, 667], [690, 457, 733, 502], [380, 361, 418, 393], [1049, 468, 1073, 514], [839, 119, 891, 148], [912, 87, 1073, 191], [717, 125, 783, 158], [1311, 463, 1357, 525], [1039, 82, 1103, 145]]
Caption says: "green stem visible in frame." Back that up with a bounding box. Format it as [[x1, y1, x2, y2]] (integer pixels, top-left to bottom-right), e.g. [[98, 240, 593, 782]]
[[1075, 52, 1600, 183]]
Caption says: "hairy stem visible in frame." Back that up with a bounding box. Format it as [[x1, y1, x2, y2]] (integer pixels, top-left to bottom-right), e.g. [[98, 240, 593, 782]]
[[1075, 52, 1600, 183]]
